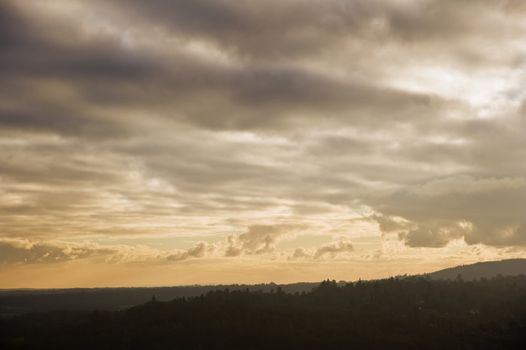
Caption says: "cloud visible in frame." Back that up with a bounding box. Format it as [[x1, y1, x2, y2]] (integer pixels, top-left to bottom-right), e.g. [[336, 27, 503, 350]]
[[1, 0, 471, 136], [399, 224, 466, 248], [166, 242, 214, 261], [370, 175, 526, 247], [95, 0, 526, 65], [226, 225, 302, 256], [372, 215, 411, 234], [288, 239, 354, 260], [0, 238, 114, 264], [313, 240, 354, 259], [0, 238, 213, 264], [291, 248, 310, 259]]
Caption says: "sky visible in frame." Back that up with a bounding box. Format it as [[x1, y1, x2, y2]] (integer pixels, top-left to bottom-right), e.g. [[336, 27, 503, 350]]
[[1, 0, 525, 288]]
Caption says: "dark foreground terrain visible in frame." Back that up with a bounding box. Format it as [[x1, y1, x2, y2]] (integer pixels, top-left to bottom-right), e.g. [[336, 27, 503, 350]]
[[1, 275, 526, 350]]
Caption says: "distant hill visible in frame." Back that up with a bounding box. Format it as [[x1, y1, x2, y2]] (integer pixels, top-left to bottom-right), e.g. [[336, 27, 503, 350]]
[[0, 282, 318, 316], [3, 259, 526, 316], [428, 259, 526, 280]]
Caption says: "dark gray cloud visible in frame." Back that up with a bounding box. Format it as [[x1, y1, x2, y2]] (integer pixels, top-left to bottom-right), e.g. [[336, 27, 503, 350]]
[[101, 0, 526, 63], [0, 0, 459, 134], [370, 175, 526, 247]]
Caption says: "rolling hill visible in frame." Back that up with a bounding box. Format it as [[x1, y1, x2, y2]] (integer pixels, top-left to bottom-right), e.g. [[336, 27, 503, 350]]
[[428, 259, 526, 280]]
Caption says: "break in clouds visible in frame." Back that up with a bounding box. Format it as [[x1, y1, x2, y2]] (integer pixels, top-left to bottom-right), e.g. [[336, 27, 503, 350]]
[[1, 0, 525, 267]]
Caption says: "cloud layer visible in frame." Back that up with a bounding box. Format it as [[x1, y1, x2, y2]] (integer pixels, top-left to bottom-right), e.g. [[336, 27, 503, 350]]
[[0, 0, 525, 285], [0, 237, 216, 264]]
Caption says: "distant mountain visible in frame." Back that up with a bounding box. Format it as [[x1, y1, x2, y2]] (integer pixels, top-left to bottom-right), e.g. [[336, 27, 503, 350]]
[[428, 259, 526, 280]]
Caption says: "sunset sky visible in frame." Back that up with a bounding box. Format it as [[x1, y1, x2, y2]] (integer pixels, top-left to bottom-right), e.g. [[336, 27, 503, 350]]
[[1, 0, 525, 288]]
